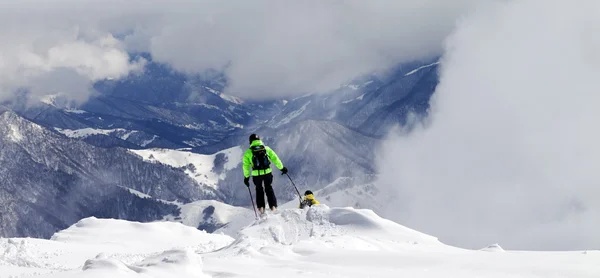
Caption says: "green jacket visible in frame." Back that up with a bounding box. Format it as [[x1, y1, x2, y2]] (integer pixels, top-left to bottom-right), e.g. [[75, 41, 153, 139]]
[[243, 140, 284, 178]]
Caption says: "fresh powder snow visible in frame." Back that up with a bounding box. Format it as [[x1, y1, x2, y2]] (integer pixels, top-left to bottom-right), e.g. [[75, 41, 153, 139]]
[[171, 200, 255, 237], [1, 205, 598, 277]]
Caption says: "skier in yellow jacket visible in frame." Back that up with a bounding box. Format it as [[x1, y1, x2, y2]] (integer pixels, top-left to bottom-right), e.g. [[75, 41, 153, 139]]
[[299, 190, 320, 209], [243, 134, 287, 213]]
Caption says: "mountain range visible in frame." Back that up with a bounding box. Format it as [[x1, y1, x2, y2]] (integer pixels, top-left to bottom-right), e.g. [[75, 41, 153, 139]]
[[0, 54, 439, 238]]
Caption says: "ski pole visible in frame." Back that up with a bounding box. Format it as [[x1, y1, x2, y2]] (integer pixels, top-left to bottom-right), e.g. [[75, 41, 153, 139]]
[[247, 186, 258, 218], [285, 173, 303, 202]]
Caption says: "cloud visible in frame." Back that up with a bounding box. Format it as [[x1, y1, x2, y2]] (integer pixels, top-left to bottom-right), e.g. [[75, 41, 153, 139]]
[[0, 0, 483, 102], [0, 5, 144, 105], [377, 0, 600, 250], [146, 0, 484, 98]]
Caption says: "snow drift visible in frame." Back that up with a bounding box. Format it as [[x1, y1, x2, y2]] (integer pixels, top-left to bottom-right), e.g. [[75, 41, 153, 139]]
[[1, 206, 599, 278], [0, 217, 233, 277]]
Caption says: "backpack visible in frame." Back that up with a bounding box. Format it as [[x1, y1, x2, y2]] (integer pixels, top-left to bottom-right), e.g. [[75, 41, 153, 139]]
[[251, 145, 271, 170]]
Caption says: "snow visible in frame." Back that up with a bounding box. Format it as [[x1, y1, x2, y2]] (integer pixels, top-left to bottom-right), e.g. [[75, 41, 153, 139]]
[[281, 176, 393, 214], [183, 123, 205, 130], [64, 109, 87, 114], [120, 130, 137, 141], [203, 86, 243, 104], [3, 205, 597, 277], [405, 61, 440, 76], [130, 146, 243, 189], [183, 138, 207, 147], [342, 93, 366, 104], [0, 217, 232, 277], [118, 186, 152, 199], [342, 80, 373, 91], [480, 243, 506, 252], [40, 94, 59, 106], [203, 86, 220, 95], [55, 127, 140, 142], [55, 128, 127, 139], [275, 100, 310, 127], [220, 94, 243, 105], [175, 200, 254, 237], [222, 115, 244, 129], [199, 103, 220, 110], [140, 135, 158, 147], [7, 124, 23, 142]]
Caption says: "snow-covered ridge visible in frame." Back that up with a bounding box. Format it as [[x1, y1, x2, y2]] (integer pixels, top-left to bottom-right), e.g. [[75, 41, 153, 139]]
[[1, 205, 598, 277], [217, 205, 441, 258], [405, 61, 440, 76], [204, 86, 243, 104], [55, 127, 133, 139], [0, 217, 232, 277], [130, 146, 243, 189]]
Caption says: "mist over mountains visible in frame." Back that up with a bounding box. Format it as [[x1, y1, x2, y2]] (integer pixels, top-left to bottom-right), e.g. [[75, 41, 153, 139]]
[[0, 55, 439, 238]]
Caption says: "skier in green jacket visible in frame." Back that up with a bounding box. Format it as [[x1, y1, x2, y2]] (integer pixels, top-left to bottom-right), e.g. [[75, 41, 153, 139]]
[[243, 134, 288, 213]]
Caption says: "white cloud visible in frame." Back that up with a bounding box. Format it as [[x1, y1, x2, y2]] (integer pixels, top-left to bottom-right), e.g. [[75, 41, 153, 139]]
[[377, 0, 600, 250], [147, 0, 484, 98], [0, 0, 483, 102], [0, 5, 145, 105]]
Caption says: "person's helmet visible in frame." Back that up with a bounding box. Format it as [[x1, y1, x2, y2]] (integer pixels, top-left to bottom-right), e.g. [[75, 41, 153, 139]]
[[249, 134, 260, 144], [304, 190, 313, 196]]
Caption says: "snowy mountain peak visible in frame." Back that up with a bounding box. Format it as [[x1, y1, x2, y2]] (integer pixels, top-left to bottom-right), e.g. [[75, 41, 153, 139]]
[[3, 205, 598, 277]]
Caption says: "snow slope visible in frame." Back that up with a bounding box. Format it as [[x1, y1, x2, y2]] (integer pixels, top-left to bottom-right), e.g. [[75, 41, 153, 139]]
[[278, 176, 392, 211], [55, 127, 130, 139], [0, 217, 233, 277], [130, 147, 243, 189], [171, 200, 255, 235], [1, 205, 598, 278]]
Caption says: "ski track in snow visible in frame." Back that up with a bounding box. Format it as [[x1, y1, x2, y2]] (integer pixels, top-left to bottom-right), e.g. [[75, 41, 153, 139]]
[[1, 205, 598, 277]]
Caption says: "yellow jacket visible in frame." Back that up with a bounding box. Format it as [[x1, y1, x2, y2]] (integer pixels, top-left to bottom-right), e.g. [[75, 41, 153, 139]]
[[299, 194, 320, 208]]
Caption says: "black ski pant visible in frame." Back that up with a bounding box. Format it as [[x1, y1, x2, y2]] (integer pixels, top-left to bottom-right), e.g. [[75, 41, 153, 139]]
[[253, 173, 277, 209]]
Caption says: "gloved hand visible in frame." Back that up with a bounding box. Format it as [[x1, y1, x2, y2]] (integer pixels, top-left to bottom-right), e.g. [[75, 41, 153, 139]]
[[281, 167, 288, 175], [244, 177, 250, 187]]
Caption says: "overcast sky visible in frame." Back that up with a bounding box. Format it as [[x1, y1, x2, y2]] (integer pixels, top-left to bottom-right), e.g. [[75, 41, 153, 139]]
[[4, 0, 597, 251], [377, 0, 600, 251], [0, 0, 482, 102]]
